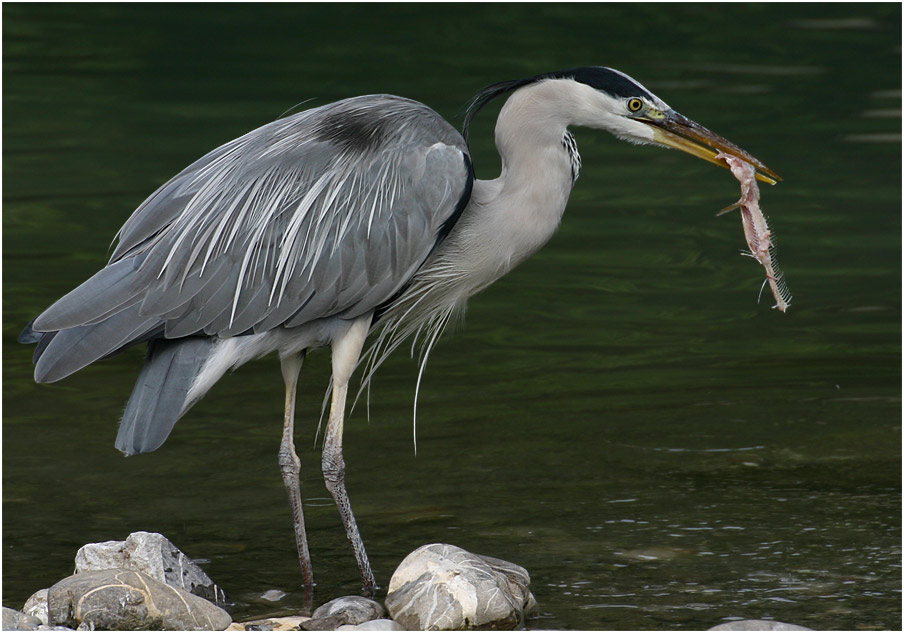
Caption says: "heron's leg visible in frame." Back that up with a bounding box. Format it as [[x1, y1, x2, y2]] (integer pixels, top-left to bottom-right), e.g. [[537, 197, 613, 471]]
[[323, 315, 376, 596], [278, 351, 315, 590]]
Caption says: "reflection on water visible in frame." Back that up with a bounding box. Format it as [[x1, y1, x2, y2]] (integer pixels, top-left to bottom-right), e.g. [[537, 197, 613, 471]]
[[3, 3, 901, 630]]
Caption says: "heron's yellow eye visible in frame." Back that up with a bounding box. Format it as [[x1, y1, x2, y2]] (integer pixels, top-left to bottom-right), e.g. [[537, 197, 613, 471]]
[[627, 98, 644, 113]]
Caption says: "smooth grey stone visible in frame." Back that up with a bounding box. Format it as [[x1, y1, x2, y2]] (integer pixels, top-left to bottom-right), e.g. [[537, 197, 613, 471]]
[[48, 569, 232, 630], [75, 531, 226, 604], [709, 620, 812, 631], [23, 589, 49, 626], [3, 607, 42, 631], [336, 620, 405, 631], [385, 543, 533, 630], [312, 596, 385, 625], [301, 615, 346, 631]]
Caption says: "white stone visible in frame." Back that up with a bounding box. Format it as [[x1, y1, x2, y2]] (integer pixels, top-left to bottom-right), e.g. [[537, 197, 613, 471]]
[[337, 619, 405, 631], [23, 589, 49, 626], [386, 543, 533, 630], [74, 531, 225, 604], [3, 607, 42, 631], [47, 570, 231, 630]]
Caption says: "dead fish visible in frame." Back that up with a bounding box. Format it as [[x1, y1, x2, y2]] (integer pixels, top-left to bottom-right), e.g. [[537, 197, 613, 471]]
[[717, 152, 791, 312]]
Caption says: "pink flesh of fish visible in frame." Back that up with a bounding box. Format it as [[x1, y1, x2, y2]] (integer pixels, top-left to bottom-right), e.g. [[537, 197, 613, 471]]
[[717, 153, 791, 312]]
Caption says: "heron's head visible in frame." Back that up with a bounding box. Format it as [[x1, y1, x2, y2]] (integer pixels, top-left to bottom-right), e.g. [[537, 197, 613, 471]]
[[465, 66, 780, 184]]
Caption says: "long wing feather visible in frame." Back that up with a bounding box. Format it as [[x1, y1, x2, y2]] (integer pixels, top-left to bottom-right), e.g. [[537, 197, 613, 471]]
[[30, 94, 473, 382]]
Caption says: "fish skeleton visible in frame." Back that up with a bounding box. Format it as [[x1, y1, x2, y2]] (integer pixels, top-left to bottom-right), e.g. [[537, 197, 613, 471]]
[[717, 152, 791, 312]]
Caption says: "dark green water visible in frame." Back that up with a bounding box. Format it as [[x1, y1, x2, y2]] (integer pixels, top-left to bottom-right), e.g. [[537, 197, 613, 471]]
[[3, 4, 900, 630]]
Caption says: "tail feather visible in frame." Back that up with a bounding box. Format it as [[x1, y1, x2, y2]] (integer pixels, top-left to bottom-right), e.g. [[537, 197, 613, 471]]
[[33, 306, 161, 383], [115, 337, 213, 455]]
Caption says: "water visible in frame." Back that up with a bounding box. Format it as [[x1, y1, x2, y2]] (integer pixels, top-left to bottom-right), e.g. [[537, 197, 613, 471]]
[[3, 4, 900, 630]]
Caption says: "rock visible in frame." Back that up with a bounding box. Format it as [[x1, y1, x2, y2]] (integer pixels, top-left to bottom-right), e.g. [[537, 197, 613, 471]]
[[228, 616, 310, 631], [472, 553, 535, 614], [75, 530, 226, 604], [48, 569, 232, 630], [302, 615, 347, 630], [523, 592, 538, 617], [337, 620, 405, 631], [312, 596, 385, 625], [23, 589, 49, 626], [3, 607, 42, 631], [385, 543, 534, 630], [259, 589, 286, 602], [708, 621, 812, 631]]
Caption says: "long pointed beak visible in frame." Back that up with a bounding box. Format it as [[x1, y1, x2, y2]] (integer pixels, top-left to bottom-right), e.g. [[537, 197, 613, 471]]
[[642, 111, 781, 185]]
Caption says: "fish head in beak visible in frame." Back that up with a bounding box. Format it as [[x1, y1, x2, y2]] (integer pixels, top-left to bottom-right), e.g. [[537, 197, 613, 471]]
[[631, 104, 781, 184]]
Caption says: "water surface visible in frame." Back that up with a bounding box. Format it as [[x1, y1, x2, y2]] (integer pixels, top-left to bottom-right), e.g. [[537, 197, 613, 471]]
[[3, 4, 900, 630]]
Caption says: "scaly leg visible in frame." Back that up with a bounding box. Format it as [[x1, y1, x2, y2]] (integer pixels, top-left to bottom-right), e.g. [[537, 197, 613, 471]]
[[278, 351, 314, 592], [322, 315, 376, 596]]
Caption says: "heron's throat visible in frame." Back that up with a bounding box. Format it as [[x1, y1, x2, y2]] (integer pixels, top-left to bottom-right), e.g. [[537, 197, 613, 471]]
[[385, 81, 584, 325], [484, 88, 580, 273]]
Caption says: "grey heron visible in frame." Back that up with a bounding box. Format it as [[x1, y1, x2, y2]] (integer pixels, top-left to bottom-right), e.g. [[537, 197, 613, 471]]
[[20, 67, 779, 596]]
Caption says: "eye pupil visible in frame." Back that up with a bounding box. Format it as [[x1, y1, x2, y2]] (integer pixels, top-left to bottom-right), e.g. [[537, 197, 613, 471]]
[[629, 98, 642, 112]]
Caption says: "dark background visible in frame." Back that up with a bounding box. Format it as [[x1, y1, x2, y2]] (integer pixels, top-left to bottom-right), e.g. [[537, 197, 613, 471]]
[[4, 4, 900, 630]]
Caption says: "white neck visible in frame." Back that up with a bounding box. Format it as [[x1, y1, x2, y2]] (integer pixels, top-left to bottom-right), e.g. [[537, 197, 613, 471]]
[[407, 78, 631, 313], [451, 80, 602, 291], [379, 78, 628, 358]]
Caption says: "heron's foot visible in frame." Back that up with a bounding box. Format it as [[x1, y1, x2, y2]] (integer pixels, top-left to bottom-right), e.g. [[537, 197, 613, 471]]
[[322, 452, 376, 597], [299, 583, 314, 615], [281, 488, 315, 588], [278, 436, 314, 588], [360, 564, 377, 598]]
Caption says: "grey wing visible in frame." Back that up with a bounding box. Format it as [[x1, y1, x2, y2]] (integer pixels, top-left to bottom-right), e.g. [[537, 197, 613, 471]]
[[30, 95, 473, 382]]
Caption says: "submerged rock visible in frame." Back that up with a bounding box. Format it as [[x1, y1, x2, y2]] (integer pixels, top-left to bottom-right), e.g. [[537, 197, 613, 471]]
[[385, 543, 535, 630], [709, 621, 812, 631], [48, 569, 232, 630], [75, 530, 226, 604], [259, 589, 287, 602]]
